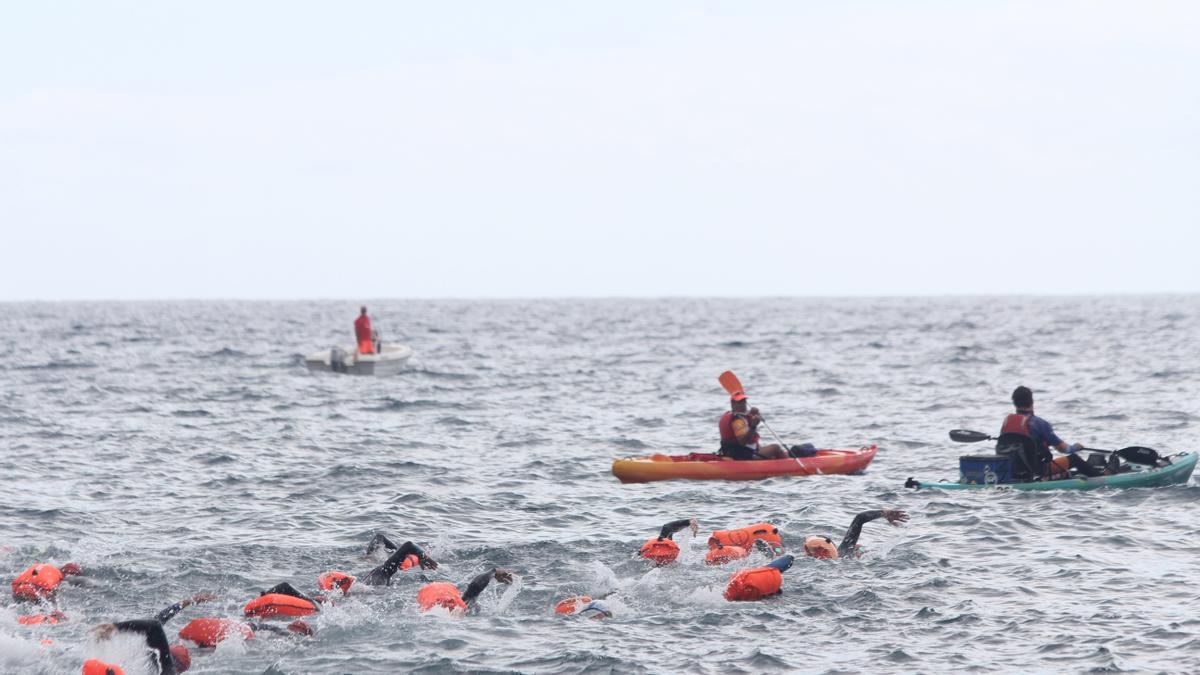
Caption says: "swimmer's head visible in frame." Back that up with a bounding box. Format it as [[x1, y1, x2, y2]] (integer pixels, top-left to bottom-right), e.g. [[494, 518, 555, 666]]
[[803, 535, 839, 560], [554, 595, 591, 615], [170, 644, 191, 672], [317, 571, 355, 595], [399, 554, 421, 571], [578, 600, 613, 620], [61, 563, 82, 576]]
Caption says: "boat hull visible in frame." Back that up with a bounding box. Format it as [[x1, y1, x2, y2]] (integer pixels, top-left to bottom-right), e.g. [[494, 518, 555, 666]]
[[612, 445, 877, 484], [906, 451, 1196, 491], [304, 343, 413, 376]]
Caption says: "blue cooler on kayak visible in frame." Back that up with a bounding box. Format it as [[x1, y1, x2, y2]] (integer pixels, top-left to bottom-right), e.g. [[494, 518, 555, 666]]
[[959, 454, 1013, 484]]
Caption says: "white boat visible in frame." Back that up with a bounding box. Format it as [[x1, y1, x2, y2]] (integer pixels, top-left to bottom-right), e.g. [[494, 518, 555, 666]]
[[304, 343, 414, 376]]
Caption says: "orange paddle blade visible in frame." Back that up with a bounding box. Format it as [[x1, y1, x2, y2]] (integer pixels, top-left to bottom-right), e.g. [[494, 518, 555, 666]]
[[718, 371, 743, 395]]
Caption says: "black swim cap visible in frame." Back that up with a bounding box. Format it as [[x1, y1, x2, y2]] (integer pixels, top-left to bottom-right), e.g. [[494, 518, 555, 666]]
[[1012, 386, 1033, 409]]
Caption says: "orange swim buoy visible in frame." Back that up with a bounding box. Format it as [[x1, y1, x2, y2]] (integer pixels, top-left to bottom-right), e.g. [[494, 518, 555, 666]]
[[81, 660, 125, 675], [803, 535, 839, 559], [400, 554, 421, 571], [169, 644, 191, 673], [724, 566, 783, 602], [708, 524, 784, 554], [417, 582, 467, 613], [178, 617, 255, 648], [704, 545, 748, 566], [638, 538, 680, 565], [12, 564, 65, 602], [317, 571, 356, 594], [243, 593, 317, 619], [17, 610, 66, 625], [554, 595, 592, 615]]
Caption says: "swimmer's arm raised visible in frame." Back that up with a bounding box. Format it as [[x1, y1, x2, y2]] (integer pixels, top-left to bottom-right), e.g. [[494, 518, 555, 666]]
[[155, 592, 216, 624], [462, 568, 514, 605], [658, 518, 699, 540]]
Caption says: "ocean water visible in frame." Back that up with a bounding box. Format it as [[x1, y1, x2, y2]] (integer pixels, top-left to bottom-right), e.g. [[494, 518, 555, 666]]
[[1, 296, 1198, 674]]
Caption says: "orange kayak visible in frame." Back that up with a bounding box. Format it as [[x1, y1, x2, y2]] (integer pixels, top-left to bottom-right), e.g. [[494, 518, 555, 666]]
[[611, 445, 877, 483]]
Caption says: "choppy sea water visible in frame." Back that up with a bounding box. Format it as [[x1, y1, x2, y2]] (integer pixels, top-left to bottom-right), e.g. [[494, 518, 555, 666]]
[[1, 296, 1198, 674]]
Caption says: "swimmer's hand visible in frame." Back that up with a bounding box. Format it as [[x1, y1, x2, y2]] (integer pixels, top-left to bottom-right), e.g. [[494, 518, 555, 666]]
[[883, 509, 909, 525], [494, 569, 514, 584], [91, 623, 116, 640], [192, 592, 217, 604], [421, 556, 439, 571], [688, 518, 699, 536]]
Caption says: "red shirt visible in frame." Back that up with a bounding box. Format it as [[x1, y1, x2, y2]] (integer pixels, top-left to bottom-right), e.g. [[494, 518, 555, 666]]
[[355, 315, 372, 343]]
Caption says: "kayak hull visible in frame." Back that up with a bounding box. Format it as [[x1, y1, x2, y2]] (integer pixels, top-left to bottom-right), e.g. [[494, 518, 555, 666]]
[[906, 451, 1196, 491], [612, 445, 877, 484]]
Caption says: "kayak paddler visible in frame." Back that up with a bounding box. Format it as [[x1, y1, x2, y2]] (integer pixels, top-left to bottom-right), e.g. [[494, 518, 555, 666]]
[[1001, 386, 1107, 480], [354, 306, 374, 354], [718, 391, 788, 460]]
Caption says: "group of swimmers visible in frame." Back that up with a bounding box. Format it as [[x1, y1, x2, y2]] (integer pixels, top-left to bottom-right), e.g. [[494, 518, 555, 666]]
[[10, 507, 908, 674]]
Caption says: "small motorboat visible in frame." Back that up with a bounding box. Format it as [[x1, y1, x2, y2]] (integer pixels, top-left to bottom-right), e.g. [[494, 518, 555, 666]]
[[304, 343, 413, 376]]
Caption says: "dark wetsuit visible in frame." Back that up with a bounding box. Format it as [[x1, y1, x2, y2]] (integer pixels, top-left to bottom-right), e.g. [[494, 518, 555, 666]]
[[461, 569, 500, 606], [112, 619, 175, 675], [656, 519, 693, 540], [362, 534, 432, 585], [837, 510, 885, 557]]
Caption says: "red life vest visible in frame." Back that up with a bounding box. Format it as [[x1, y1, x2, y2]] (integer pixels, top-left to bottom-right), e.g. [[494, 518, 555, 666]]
[[81, 660, 125, 675], [1000, 413, 1032, 438], [719, 412, 758, 445]]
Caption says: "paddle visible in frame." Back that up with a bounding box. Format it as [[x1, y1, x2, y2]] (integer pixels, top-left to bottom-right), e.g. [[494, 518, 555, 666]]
[[950, 430, 1160, 466], [718, 370, 793, 450]]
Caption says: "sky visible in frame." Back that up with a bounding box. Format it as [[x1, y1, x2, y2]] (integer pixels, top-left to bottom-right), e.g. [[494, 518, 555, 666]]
[[2, 1, 1197, 300]]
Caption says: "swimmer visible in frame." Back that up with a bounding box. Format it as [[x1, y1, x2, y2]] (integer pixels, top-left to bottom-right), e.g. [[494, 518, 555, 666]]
[[638, 518, 699, 565], [89, 620, 191, 674], [10, 561, 83, 602], [315, 534, 438, 596], [802, 509, 909, 559], [417, 567, 514, 615], [706, 522, 785, 565], [553, 595, 614, 620], [725, 555, 796, 601], [17, 591, 214, 628]]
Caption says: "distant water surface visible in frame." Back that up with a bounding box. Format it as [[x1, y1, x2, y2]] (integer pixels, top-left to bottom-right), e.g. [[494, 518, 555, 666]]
[[1, 297, 1198, 673]]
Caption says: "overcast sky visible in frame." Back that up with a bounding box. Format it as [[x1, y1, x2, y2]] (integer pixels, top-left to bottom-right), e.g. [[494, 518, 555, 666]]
[[2, 1, 1197, 300]]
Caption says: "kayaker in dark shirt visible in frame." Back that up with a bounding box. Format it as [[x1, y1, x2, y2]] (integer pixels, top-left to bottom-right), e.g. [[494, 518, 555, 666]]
[[718, 391, 788, 460], [1000, 386, 1105, 479], [801, 509, 909, 559]]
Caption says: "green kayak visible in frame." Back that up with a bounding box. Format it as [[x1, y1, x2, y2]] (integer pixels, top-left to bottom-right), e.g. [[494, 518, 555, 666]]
[[905, 451, 1197, 491]]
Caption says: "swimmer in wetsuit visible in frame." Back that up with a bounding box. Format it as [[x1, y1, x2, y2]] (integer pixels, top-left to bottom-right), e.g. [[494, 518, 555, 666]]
[[638, 518, 699, 565], [263, 534, 438, 604], [801, 509, 909, 559], [92, 593, 217, 672], [417, 567, 514, 615]]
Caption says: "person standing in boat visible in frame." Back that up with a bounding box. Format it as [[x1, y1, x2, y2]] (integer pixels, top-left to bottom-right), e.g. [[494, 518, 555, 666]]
[[718, 391, 788, 460], [1000, 386, 1106, 479], [354, 306, 374, 354]]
